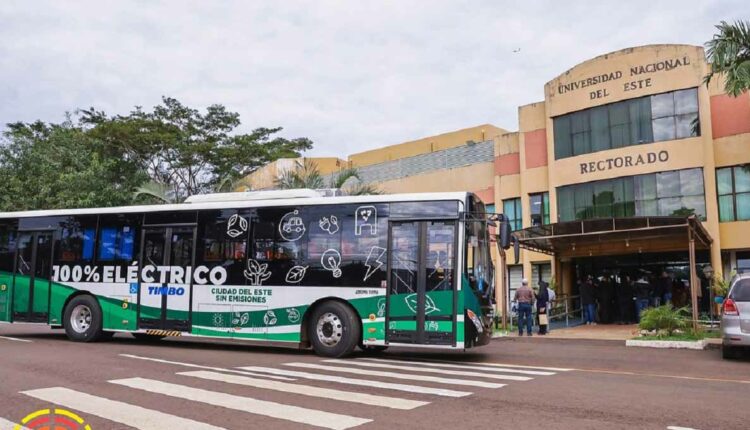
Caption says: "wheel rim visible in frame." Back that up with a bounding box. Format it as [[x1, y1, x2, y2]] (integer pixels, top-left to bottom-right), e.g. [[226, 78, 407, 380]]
[[316, 312, 343, 347], [70, 304, 92, 334]]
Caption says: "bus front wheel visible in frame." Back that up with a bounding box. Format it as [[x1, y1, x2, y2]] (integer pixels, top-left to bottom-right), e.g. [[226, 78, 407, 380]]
[[63, 295, 105, 342], [309, 301, 360, 358]]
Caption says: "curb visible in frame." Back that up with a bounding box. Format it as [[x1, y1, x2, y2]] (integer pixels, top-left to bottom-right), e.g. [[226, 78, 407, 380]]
[[625, 339, 708, 350]]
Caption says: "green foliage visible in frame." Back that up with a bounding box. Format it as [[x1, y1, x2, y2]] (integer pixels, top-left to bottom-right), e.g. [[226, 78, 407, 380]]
[[274, 159, 382, 195], [638, 305, 690, 336], [0, 97, 313, 211], [704, 20, 750, 96], [711, 271, 734, 297], [0, 120, 147, 211], [80, 97, 312, 202]]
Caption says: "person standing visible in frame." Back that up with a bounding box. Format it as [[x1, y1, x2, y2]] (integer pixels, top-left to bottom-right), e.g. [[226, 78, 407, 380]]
[[634, 275, 651, 320], [580, 276, 596, 325], [547, 283, 556, 332], [536, 281, 550, 335], [599, 273, 616, 324], [616, 275, 634, 324], [514, 278, 535, 336]]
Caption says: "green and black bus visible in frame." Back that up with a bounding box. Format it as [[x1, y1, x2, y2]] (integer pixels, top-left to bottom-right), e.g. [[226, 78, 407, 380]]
[[0, 190, 495, 357]]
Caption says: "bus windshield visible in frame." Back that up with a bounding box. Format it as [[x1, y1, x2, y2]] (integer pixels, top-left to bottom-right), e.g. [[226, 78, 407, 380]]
[[465, 196, 494, 296]]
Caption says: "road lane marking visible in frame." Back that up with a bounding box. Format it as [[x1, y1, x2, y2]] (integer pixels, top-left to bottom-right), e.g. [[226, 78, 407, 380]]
[[0, 336, 32, 343], [238, 366, 471, 397], [325, 359, 532, 381], [573, 367, 750, 385], [359, 358, 556, 376], [0, 417, 30, 429], [110, 377, 371, 430], [455, 360, 572, 372], [667, 426, 700, 430], [21, 387, 224, 430], [180, 370, 427, 410], [118, 353, 294, 381], [283, 362, 506, 388]]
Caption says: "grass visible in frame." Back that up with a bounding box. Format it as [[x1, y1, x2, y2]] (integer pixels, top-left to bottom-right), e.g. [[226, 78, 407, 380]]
[[633, 330, 721, 342]]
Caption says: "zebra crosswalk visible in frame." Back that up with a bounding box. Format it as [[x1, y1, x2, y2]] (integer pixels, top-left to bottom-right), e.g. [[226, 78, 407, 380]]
[[11, 354, 565, 430]]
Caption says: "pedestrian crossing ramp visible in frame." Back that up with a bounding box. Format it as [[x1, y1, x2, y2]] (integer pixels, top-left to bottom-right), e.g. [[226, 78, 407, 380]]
[[9, 356, 570, 430]]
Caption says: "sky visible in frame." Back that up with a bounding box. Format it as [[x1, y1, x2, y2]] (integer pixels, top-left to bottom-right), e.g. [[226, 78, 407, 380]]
[[0, 1, 748, 157]]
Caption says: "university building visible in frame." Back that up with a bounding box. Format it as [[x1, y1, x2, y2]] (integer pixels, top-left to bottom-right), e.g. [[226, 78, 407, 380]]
[[243, 44, 750, 312]]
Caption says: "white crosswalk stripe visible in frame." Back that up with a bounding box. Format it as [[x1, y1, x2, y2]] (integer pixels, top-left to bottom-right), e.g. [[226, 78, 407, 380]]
[[21, 387, 225, 430], [282, 362, 506, 388], [119, 353, 295, 381], [110, 377, 371, 430], [324, 359, 533, 381], [238, 366, 472, 397], [179, 370, 428, 410], [0, 417, 30, 430], [462, 360, 573, 372], [360, 358, 557, 376]]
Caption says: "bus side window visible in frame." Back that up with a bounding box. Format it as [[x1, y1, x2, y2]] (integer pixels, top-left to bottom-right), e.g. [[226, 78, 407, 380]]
[[197, 210, 249, 285], [57, 216, 97, 263], [251, 207, 308, 286], [97, 214, 142, 264]]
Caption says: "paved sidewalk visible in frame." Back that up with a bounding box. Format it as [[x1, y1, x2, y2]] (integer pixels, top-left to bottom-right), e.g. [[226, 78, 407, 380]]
[[495, 323, 639, 341]]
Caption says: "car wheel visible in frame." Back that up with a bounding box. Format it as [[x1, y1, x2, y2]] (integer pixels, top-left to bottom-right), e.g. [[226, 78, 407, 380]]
[[309, 301, 360, 358], [63, 295, 104, 342], [722, 345, 744, 359]]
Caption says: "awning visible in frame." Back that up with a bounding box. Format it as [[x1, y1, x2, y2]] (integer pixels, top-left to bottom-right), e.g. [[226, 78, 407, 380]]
[[514, 216, 712, 258]]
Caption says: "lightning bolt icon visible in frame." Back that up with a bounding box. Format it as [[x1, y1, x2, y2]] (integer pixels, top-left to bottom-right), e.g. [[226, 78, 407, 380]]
[[364, 246, 387, 281]]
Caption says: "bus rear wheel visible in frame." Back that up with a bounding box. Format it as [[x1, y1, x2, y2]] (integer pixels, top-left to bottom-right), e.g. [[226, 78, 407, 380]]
[[63, 295, 104, 342], [309, 301, 360, 358]]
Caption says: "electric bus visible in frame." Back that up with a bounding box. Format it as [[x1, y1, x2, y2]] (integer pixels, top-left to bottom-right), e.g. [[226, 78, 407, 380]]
[[0, 190, 495, 357]]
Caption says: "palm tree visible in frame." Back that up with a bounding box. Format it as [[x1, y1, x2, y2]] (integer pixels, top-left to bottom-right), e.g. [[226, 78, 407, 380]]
[[133, 181, 181, 204], [704, 20, 750, 96], [274, 159, 381, 195], [274, 159, 325, 190]]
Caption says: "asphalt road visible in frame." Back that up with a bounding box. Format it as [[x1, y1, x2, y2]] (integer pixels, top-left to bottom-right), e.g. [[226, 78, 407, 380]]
[[0, 324, 748, 430]]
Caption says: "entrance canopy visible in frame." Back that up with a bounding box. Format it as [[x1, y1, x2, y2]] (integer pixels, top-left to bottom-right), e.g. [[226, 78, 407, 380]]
[[515, 216, 712, 258], [514, 216, 712, 329]]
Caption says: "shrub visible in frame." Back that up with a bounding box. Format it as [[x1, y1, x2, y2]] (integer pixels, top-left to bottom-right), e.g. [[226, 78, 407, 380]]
[[638, 305, 690, 336]]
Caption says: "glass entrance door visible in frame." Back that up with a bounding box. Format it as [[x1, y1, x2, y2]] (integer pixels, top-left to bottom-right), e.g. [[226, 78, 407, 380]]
[[13, 231, 52, 322], [386, 220, 456, 345], [138, 226, 195, 331]]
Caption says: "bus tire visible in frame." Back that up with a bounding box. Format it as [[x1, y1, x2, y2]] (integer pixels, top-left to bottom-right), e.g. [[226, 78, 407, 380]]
[[63, 295, 104, 342], [309, 301, 360, 358]]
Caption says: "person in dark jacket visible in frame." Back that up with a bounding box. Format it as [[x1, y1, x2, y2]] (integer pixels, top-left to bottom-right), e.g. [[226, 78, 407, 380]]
[[580, 276, 597, 325], [536, 281, 550, 335], [598, 273, 616, 324], [616, 275, 634, 324]]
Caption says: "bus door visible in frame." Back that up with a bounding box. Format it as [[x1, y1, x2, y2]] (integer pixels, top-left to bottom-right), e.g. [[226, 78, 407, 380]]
[[12, 231, 53, 323], [386, 220, 456, 345], [138, 226, 195, 331]]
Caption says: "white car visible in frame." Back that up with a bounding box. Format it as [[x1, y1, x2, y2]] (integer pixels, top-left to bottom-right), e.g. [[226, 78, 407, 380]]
[[721, 273, 750, 359]]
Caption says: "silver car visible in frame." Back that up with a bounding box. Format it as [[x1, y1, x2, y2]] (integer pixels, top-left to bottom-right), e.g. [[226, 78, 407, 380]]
[[721, 273, 750, 359]]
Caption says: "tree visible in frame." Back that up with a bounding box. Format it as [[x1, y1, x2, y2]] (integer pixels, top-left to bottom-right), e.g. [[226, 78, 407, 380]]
[[0, 120, 147, 211], [81, 97, 313, 202], [704, 20, 750, 96], [274, 159, 381, 195]]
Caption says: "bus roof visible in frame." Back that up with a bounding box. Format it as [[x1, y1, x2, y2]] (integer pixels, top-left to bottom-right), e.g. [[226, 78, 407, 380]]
[[0, 191, 472, 219]]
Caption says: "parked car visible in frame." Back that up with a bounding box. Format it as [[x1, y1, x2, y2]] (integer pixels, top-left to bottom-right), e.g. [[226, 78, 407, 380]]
[[721, 273, 750, 359]]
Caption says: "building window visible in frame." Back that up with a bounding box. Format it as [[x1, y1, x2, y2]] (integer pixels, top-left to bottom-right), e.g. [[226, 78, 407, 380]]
[[557, 168, 706, 221], [502, 198, 522, 231], [717, 165, 750, 222], [553, 88, 699, 159], [529, 193, 550, 226]]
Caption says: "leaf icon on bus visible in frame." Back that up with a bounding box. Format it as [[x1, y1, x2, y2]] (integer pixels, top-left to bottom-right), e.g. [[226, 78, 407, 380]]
[[285, 266, 308, 283], [404, 293, 441, 315]]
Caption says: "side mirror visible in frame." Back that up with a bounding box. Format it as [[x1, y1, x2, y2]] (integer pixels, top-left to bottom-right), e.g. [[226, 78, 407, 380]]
[[498, 214, 512, 249]]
